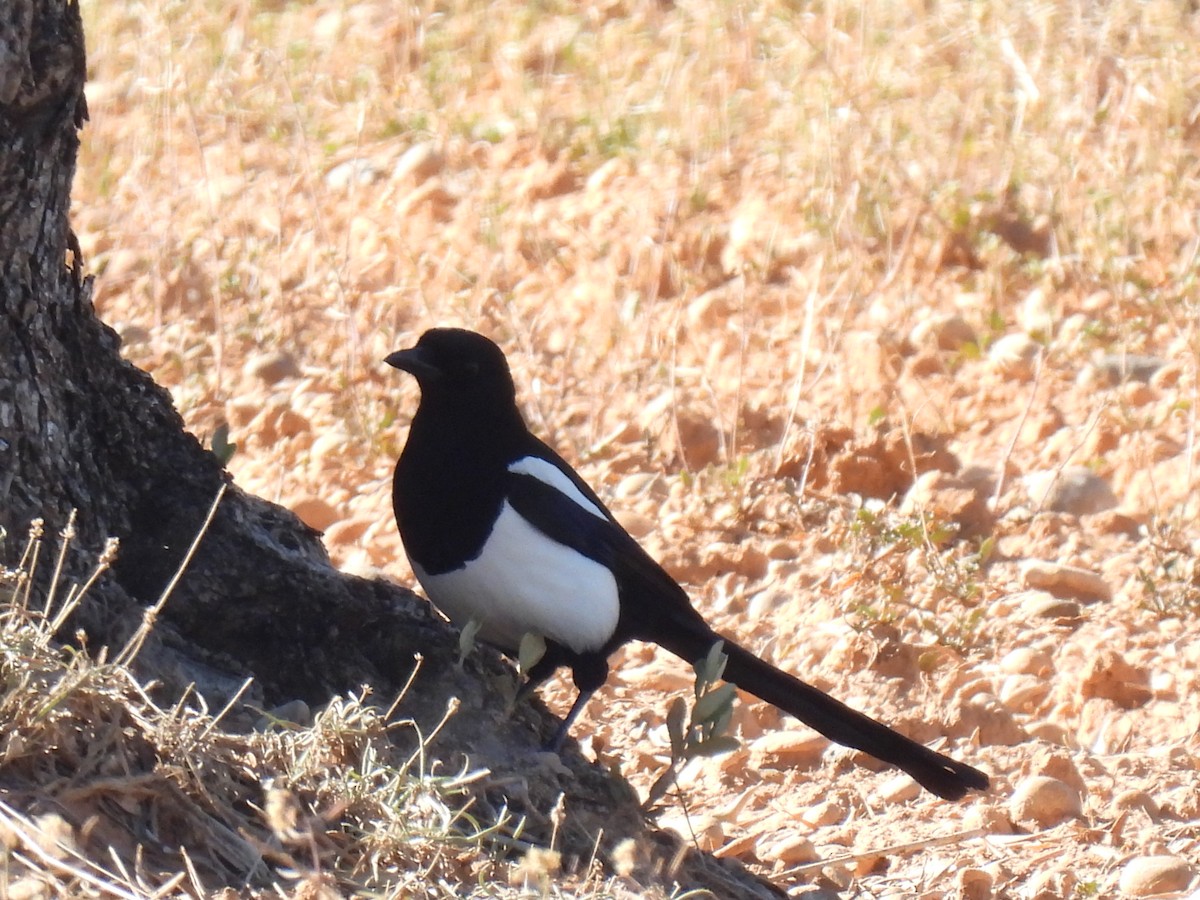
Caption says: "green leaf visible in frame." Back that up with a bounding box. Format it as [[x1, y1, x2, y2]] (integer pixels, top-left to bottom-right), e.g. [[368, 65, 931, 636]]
[[692, 735, 741, 759], [211, 422, 237, 466], [691, 681, 736, 726], [457, 618, 483, 667], [693, 641, 726, 692], [666, 697, 687, 759], [978, 534, 997, 564], [645, 765, 678, 808], [517, 632, 546, 675]]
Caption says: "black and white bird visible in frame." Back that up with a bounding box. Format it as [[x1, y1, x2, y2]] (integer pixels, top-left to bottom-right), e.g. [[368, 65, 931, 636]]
[[386, 328, 989, 800]]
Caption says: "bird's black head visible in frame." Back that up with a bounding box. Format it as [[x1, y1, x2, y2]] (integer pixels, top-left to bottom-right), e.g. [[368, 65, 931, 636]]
[[385, 328, 517, 407]]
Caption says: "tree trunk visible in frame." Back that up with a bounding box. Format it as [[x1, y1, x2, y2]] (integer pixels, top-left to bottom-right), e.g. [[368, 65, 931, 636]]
[[0, 3, 780, 896]]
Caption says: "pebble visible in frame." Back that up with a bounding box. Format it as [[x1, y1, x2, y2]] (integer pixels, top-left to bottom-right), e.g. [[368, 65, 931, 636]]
[[875, 773, 921, 803], [1023, 466, 1118, 516], [1117, 855, 1195, 897], [1017, 287, 1056, 336], [761, 833, 818, 866], [999, 646, 1053, 676], [747, 731, 829, 771], [291, 497, 339, 532], [1078, 649, 1151, 708], [1016, 589, 1083, 620], [957, 867, 994, 900], [392, 141, 444, 183], [800, 798, 846, 829], [1008, 775, 1082, 827], [900, 470, 994, 538], [1084, 509, 1141, 537], [657, 813, 723, 852], [909, 313, 977, 352], [1110, 789, 1159, 819], [613, 472, 667, 500], [256, 699, 312, 730], [1019, 560, 1113, 602], [324, 157, 383, 189], [614, 510, 655, 538], [245, 351, 301, 385], [988, 333, 1041, 380], [324, 517, 373, 546], [117, 322, 152, 346], [999, 673, 1050, 711], [1091, 352, 1166, 386]]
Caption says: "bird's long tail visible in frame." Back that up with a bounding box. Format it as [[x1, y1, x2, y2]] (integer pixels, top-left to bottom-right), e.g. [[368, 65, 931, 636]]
[[657, 626, 989, 800]]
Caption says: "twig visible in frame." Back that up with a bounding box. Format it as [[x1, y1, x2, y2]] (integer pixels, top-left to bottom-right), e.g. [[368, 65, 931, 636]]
[[41, 509, 77, 622], [0, 799, 145, 900], [116, 483, 227, 667], [991, 350, 1043, 510], [781, 826, 987, 880]]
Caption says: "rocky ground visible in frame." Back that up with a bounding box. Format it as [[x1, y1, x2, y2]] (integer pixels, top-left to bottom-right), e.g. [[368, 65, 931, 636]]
[[65, 0, 1200, 895]]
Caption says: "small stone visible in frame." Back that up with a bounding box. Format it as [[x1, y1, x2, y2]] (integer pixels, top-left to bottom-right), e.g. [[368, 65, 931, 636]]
[[1092, 352, 1166, 386], [998, 646, 1052, 676], [245, 351, 301, 385], [309, 431, 348, 462], [1084, 509, 1141, 537], [763, 539, 799, 561], [276, 408, 311, 438], [909, 313, 977, 352], [291, 497, 339, 532], [1110, 789, 1159, 819], [748, 730, 829, 771], [1019, 560, 1113, 603], [256, 699, 312, 730], [1119, 380, 1155, 407], [614, 510, 655, 538], [733, 546, 768, 579], [324, 157, 382, 189], [392, 141, 444, 183], [875, 773, 921, 803], [117, 322, 152, 346], [999, 673, 1050, 711], [900, 470, 993, 538], [800, 798, 846, 829], [988, 333, 1041, 380], [1008, 775, 1081, 827], [324, 517, 373, 546], [1023, 466, 1118, 516], [1017, 287, 1056, 336], [1078, 649, 1151, 708], [761, 834, 818, 865], [1024, 870, 1076, 900], [1117, 855, 1195, 897], [658, 813, 723, 852], [1016, 589, 1082, 620], [957, 867, 994, 900], [675, 412, 722, 469], [613, 472, 667, 499], [1026, 721, 1070, 745]]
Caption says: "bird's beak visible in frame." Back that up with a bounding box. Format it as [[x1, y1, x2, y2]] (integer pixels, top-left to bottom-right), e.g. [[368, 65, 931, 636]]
[[385, 347, 442, 382]]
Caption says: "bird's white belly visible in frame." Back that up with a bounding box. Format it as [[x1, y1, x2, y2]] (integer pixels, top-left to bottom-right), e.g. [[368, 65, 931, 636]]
[[411, 502, 620, 655]]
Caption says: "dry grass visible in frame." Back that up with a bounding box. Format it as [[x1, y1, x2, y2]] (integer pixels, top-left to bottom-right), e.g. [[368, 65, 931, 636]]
[[40, 0, 1200, 894], [0, 523, 656, 898]]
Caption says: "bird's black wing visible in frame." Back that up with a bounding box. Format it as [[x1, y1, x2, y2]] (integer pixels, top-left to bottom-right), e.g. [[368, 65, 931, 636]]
[[504, 455, 710, 636]]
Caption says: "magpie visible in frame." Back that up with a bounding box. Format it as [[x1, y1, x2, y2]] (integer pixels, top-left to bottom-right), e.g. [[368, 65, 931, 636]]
[[386, 328, 989, 800]]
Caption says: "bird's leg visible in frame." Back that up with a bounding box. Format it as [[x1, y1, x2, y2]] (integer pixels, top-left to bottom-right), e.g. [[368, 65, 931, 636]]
[[543, 688, 594, 752], [542, 653, 609, 752], [513, 653, 560, 711]]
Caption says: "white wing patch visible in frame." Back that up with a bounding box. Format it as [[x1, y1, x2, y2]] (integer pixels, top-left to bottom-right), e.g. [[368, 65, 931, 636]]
[[507, 456, 608, 520], [411, 502, 619, 655]]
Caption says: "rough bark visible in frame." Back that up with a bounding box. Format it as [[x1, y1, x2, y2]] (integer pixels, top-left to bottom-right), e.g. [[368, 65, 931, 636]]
[[0, 2, 781, 896]]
